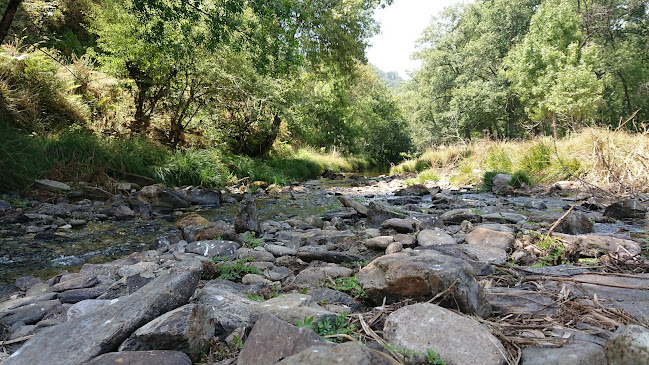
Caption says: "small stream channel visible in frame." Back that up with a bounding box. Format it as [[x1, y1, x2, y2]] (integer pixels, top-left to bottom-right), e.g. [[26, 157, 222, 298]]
[[1, 174, 647, 285]]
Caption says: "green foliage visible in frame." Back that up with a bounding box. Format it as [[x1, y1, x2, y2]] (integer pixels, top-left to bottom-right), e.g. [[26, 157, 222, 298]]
[[241, 232, 264, 249], [210, 258, 262, 282], [383, 343, 446, 364], [325, 276, 367, 299], [481, 170, 508, 191], [157, 149, 233, 188], [246, 293, 265, 302], [426, 349, 446, 365], [509, 171, 532, 188], [296, 312, 356, 342]]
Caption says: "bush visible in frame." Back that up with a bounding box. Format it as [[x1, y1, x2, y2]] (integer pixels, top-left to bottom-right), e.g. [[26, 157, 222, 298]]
[[509, 170, 532, 188]]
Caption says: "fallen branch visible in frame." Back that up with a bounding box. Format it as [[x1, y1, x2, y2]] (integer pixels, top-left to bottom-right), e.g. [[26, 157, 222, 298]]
[[0, 335, 33, 346]]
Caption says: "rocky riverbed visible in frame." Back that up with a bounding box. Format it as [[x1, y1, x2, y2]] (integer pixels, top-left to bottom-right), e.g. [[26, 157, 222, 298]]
[[1, 174, 648, 364]]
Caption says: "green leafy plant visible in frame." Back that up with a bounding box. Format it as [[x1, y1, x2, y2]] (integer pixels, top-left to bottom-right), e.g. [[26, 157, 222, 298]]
[[241, 231, 264, 249], [383, 344, 446, 365], [246, 293, 265, 302], [297, 312, 356, 342], [325, 276, 367, 299], [426, 349, 446, 365], [211, 258, 262, 281]]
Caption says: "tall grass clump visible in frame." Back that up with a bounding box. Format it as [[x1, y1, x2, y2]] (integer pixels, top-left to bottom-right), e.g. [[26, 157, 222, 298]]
[[157, 149, 233, 188], [0, 126, 51, 192]]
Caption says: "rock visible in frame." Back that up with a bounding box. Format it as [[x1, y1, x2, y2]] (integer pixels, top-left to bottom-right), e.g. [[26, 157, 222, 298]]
[[441, 209, 482, 225], [254, 294, 335, 326], [195, 280, 258, 338], [337, 195, 368, 216], [605, 325, 649, 365], [119, 304, 212, 362], [465, 227, 515, 251], [194, 221, 242, 244], [555, 233, 642, 258], [66, 299, 110, 321], [524, 200, 547, 210], [262, 266, 291, 281], [58, 286, 110, 304], [235, 194, 261, 235], [394, 184, 431, 196], [492, 174, 514, 195], [482, 212, 527, 224], [366, 201, 407, 228], [604, 199, 647, 219], [457, 244, 508, 264], [412, 214, 444, 230], [264, 244, 297, 257], [417, 228, 456, 246], [356, 250, 491, 318], [242, 273, 274, 286], [14, 276, 42, 292], [323, 208, 358, 221], [556, 211, 594, 234], [188, 188, 221, 207], [486, 288, 558, 317], [393, 233, 417, 247], [52, 275, 99, 292], [522, 334, 605, 365], [34, 179, 71, 192], [380, 218, 418, 233], [385, 241, 403, 254], [297, 248, 360, 264], [175, 213, 211, 242], [138, 185, 191, 209], [276, 342, 391, 365], [0, 300, 61, 326], [4, 261, 202, 365], [113, 204, 135, 220], [0, 199, 11, 212], [384, 303, 506, 365], [117, 262, 159, 278], [306, 288, 362, 313], [293, 265, 354, 285], [364, 236, 394, 249], [185, 240, 240, 258], [84, 351, 192, 365], [237, 313, 331, 365], [554, 181, 582, 191], [306, 230, 355, 246]]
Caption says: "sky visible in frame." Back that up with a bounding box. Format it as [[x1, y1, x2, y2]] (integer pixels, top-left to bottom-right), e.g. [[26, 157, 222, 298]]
[[366, 0, 467, 79]]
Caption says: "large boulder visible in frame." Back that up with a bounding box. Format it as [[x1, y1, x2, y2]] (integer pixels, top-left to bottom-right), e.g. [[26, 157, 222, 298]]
[[336, 195, 368, 216], [185, 240, 240, 258], [118, 304, 213, 362], [366, 201, 407, 228], [384, 303, 506, 365], [465, 227, 515, 251], [138, 186, 191, 209], [356, 250, 491, 318], [175, 213, 211, 242], [194, 280, 258, 338], [417, 228, 456, 246], [604, 199, 647, 219], [253, 294, 336, 326], [380, 218, 418, 233], [235, 194, 261, 235], [605, 325, 649, 365], [441, 209, 482, 225], [237, 313, 331, 365], [555, 211, 594, 235], [491, 174, 514, 195], [394, 184, 431, 196], [4, 260, 202, 365]]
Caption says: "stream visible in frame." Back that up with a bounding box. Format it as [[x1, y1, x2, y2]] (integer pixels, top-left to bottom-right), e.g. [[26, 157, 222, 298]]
[[1, 174, 647, 285]]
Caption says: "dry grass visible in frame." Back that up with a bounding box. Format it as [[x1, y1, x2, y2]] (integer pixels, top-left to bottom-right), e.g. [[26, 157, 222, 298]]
[[392, 128, 649, 194]]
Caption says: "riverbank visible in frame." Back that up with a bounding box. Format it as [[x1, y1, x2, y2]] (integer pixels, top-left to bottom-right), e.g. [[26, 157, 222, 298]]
[[393, 127, 649, 195], [1, 172, 648, 364]]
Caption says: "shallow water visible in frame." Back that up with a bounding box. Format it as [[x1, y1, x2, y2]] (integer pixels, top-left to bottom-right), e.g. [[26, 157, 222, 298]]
[[1, 176, 646, 284]]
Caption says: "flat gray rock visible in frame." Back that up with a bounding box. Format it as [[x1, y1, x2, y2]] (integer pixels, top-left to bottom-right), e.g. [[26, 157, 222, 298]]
[[237, 313, 331, 365], [276, 342, 392, 365], [4, 261, 201, 365], [384, 303, 506, 365], [185, 240, 240, 258], [417, 228, 456, 246]]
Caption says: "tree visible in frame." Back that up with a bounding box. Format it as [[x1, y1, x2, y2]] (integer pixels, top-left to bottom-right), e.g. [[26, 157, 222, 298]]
[[504, 0, 604, 138], [0, 0, 23, 44], [91, 0, 390, 148]]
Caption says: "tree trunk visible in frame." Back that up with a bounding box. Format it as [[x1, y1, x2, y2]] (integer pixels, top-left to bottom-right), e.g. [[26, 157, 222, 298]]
[[552, 112, 558, 140], [0, 0, 22, 44]]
